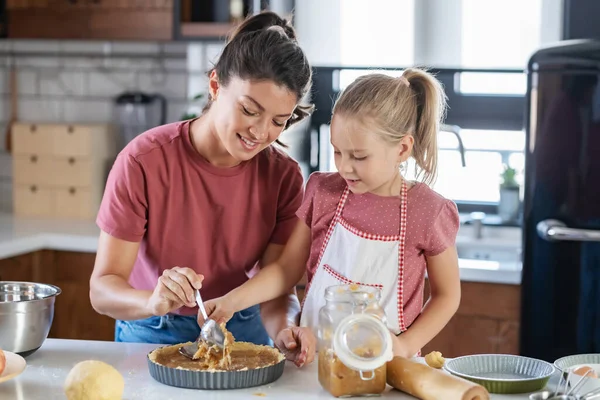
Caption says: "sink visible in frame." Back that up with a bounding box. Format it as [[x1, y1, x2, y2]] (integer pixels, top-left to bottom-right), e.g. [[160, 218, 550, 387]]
[[457, 244, 521, 263], [452, 227, 523, 283], [455, 225, 522, 263]]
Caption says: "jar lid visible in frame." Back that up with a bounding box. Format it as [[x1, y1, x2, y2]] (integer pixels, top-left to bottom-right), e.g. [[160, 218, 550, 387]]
[[332, 314, 393, 373]]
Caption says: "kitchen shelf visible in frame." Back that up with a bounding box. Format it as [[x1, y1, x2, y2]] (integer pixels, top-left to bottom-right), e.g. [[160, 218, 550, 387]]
[[179, 22, 234, 40]]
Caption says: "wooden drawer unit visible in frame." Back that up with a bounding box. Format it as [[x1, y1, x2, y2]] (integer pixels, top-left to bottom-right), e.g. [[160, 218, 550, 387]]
[[14, 156, 98, 187], [13, 184, 55, 217], [12, 123, 114, 157], [12, 123, 115, 220]]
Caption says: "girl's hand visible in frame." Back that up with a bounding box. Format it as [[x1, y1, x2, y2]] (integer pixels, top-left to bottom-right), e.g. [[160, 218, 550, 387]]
[[391, 333, 417, 358], [197, 295, 237, 326], [146, 266, 204, 316], [275, 326, 316, 367]]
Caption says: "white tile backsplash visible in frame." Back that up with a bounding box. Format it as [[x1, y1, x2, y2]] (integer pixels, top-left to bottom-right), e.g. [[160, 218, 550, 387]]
[[101, 57, 162, 71], [138, 72, 188, 99], [18, 98, 63, 122], [0, 180, 12, 213], [163, 58, 188, 71], [64, 99, 113, 123], [68, 57, 106, 70], [206, 44, 224, 66], [18, 70, 38, 95], [12, 40, 61, 53], [0, 39, 221, 211], [88, 71, 137, 97], [0, 123, 7, 152], [39, 71, 87, 96], [111, 42, 161, 55], [0, 99, 8, 122], [0, 152, 12, 179], [161, 43, 189, 55], [0, 69, 7, 94], [60, 41, 112, 54], [167, 101, 191, 124], [187, 44, 206, 72], [16, 56, 61, 68]]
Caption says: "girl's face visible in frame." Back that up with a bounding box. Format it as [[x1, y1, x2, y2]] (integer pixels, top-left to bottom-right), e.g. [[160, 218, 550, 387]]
[[330, 114, 413, 196], [210, 72, 297, 163]]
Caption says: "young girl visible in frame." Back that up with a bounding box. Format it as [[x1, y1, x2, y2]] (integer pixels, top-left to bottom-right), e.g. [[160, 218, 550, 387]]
[[203, 68, 461, 365]]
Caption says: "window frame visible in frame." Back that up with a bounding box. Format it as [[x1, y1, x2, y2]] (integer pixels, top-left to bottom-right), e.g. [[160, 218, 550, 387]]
[[308, 66, 526, 215]]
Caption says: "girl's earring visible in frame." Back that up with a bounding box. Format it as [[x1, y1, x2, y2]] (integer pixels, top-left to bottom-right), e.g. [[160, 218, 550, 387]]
[[398, 161, 407, 174]]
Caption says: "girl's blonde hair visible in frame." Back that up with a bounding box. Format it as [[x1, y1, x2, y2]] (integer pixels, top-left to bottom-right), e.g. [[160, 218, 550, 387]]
[[332, 68, 448, 186]]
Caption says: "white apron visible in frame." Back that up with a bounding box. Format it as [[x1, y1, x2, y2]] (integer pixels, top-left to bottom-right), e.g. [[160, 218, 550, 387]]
[[300, 181, 408, 336]]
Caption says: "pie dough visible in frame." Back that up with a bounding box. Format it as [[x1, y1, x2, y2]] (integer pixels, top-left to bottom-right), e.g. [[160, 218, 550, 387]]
[[424, 350, 445, 369], [148, 324, 284, 372]]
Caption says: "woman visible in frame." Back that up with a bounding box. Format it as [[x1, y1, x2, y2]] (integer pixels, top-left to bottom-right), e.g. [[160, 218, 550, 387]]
[[89, 11, 315, 367]]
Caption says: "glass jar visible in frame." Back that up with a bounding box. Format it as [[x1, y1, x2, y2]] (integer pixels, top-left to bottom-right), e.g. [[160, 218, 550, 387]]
[[317, 284, 393, 398]]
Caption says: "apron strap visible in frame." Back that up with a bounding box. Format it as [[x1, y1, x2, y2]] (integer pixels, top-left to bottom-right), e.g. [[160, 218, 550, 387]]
[[301, 186, 351, 308], [397, 180, 408, 332], [333, 186, 350, 220]]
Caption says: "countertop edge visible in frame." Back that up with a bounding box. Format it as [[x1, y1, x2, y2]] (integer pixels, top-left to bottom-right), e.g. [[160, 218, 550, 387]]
[[0, 233, 98, 259], [0, 235, 523, 285], [0, 214, 522, 285]]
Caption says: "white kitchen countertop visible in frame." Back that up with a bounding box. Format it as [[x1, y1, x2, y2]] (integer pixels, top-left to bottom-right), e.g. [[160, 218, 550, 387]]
[[0, 213, 522, 285], [0, 338, 554, 399], [0, 213, 100, 260]]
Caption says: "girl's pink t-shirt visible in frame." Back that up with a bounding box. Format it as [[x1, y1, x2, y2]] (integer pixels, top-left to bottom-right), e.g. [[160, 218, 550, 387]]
[[96, 120, 304, 316], [297, 172, 460, 328]]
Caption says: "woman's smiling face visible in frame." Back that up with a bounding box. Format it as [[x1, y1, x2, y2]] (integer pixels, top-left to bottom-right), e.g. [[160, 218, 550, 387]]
[[210, 74, 298, 163]]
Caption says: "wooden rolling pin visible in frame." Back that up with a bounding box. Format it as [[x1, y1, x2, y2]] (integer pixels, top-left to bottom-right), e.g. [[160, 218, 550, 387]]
[[386, 357, 490, 400]]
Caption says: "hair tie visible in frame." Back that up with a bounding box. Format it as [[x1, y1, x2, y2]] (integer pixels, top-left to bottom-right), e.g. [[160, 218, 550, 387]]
[[399, 76, 410, 87]]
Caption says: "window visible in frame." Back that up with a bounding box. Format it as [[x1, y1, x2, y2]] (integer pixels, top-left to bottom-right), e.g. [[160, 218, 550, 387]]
[[406, 129, 525, 203], [322, 126, 525, 204], [461, 0, 544, 69], [457, 72, 527, 96], [309, 1, 562, 214]]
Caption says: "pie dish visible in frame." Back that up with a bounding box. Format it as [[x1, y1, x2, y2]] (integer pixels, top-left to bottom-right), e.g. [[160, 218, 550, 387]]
[[147, 327, 286, 390]]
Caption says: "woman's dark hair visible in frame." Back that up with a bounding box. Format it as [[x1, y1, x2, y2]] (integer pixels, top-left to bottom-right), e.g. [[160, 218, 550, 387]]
[[206, 11, 314, 145]]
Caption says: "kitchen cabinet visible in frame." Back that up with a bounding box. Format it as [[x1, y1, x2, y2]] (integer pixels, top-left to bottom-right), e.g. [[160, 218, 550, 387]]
[[12, 123, 115, 220], [5, 0, 253, 41], [422, 280, 521, 357], [0, 250, 115, 342], [0, 252, 34, 282], [6, 0, 173, 40]]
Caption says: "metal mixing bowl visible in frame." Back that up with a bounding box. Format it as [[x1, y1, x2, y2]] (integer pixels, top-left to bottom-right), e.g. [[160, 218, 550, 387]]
[[0, 281, 61, 357]]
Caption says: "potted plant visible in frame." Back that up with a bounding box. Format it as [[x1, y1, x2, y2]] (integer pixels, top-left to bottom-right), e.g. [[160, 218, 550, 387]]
[[498, 164, 521, 222]]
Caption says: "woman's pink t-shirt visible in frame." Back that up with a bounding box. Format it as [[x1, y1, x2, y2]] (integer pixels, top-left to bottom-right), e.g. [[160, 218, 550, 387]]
[[96, 119, 304, 316], [297, 172, 460, 328]]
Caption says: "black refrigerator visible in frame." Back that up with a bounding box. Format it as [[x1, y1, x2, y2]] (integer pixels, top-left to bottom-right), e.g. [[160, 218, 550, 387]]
[[521, 39, 600, 362]]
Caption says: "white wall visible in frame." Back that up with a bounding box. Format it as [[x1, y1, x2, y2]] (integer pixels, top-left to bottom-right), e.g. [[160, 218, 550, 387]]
[[295, 0, 564, 68], [295, 0, 343, 66]]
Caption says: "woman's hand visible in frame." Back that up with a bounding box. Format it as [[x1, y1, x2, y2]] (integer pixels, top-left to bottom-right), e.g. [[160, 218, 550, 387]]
[[146, 267, 204, 316], [274, 326, 316, 367]]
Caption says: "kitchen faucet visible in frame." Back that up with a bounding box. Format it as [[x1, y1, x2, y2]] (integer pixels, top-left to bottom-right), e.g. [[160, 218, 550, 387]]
[[441, 124, 466, 167]]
